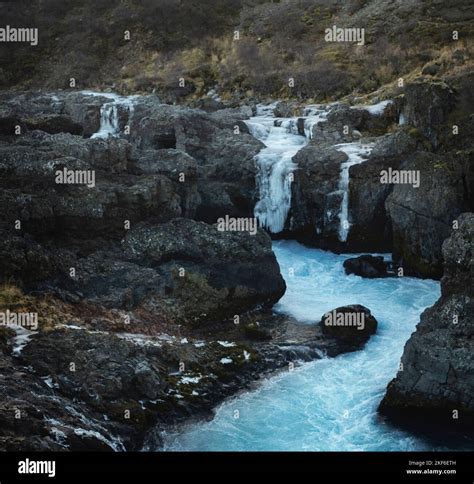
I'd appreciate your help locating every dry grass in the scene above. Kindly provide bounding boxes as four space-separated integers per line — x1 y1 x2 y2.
0 283 77 331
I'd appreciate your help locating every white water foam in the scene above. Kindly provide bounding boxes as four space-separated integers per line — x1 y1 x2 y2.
81 91 137 139
246 104 327 233
162 241 442 451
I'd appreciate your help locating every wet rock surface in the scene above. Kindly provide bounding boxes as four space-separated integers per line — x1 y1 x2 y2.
386 151 473 278
289 144 347 247
379 213 474 438
346 129 422 252
343 255 391 278
320 304 378 350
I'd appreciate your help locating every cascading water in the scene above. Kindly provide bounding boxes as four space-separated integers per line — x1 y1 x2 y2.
245 105 327 233
335 142 374 242
162 241 444 451
93 102 120 139
159 98 447 452
332 100 392 242
82 91 137 139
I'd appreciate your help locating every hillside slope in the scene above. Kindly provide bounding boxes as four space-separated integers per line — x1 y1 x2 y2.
1 0 473 102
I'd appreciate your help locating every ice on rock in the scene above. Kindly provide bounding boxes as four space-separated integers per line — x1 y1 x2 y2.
81 91 138 139
334 142 374 242
245 104 329 234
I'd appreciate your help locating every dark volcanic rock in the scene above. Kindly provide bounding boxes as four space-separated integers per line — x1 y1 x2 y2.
0 91 105 138
129 99 263 221
309 102 396 144
386 151 473 278
310 104 363 144
47 219 286 325
120 218 286 324
0 336 122 451
62 92 104 137
320 304 378 349
0 298 374 452
0 229 57 284
131 148 201 218
195 181 242 223
190 97 225 112
347 129 422 251
0 130 130 175
379 213 474 438
0 131 188 241
25 114 83 135
273 101 302 118
343 255 390 278
290 127 420 252
401 78 456 149
1 174 182 241
289 144 348 246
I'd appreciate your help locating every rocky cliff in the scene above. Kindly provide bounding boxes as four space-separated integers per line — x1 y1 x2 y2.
379 213 474 439
0 90 379 451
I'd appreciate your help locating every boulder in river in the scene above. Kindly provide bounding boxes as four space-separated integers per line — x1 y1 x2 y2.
320 304 378 349
343 255 390 278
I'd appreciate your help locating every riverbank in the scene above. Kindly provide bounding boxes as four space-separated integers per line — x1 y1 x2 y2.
0 80 472 450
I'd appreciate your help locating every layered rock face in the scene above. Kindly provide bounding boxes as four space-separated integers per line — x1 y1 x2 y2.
346 129 422 252
386 151 473 278
128 99 263 222
386 74 474 278
379 213 474 436
0 92 263 235
288 144 347 247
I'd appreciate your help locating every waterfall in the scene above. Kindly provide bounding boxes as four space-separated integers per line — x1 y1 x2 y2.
92 102 120 139
302 105 328 139
335 143 373 242
81 91 137 139
246 104 327 233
